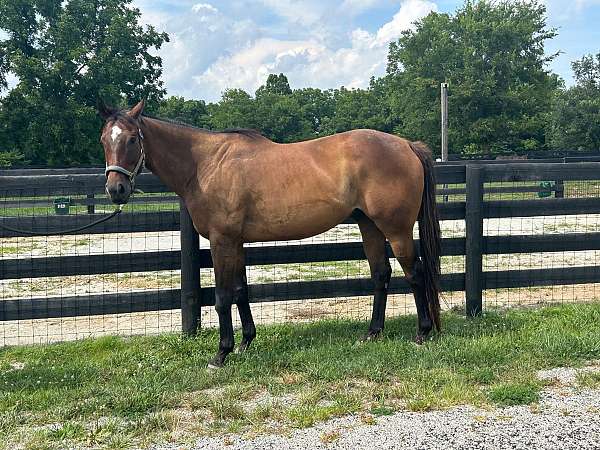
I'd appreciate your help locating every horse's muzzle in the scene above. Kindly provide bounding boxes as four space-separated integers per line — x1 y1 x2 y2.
105 175 132 205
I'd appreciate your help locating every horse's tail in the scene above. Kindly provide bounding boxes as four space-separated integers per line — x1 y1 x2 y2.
409 141 442 332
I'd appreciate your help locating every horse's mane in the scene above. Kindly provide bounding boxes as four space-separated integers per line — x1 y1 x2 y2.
105 109 264 139
144 113 264 139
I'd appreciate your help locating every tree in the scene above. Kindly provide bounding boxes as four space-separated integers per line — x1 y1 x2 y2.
324 84 391 135
255 73 293 98
252 74 313 142
0 0 168 166
155 96 210 128
292 87 335 137
548 54 600 151
386 0 559 156
208 88 258 131
572 54 600 88
254 93 313 143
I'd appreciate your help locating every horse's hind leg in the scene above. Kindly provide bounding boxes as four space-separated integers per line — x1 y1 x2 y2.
355 211 392 341
235 269 256 354
388 233 433 344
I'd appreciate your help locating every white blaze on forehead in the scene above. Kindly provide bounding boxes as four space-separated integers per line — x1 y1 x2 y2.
111 126 123 143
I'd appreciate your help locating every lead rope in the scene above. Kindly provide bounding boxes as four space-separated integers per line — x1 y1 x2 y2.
1 128 145 237
0 204 124 237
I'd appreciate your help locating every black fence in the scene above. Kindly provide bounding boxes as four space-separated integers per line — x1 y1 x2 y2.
1 161 600 344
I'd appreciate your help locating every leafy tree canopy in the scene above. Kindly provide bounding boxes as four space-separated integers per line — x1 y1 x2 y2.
0 0 596 166
386 0 559 156
153 96 210 128
548 54 600 151
255 73 293 98
0 0 168 166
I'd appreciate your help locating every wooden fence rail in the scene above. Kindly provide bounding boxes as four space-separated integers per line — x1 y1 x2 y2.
1 162 600 333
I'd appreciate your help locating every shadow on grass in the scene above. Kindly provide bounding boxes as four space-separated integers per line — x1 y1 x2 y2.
244 308 531 354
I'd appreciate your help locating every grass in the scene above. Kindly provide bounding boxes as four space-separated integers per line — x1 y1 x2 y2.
1 302 600 449
576 371 600 389
487 381 541 406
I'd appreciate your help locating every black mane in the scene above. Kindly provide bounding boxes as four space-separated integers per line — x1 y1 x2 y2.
142 114 264 139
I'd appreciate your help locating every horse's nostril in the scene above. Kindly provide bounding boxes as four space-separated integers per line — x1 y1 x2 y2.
118 183 125 195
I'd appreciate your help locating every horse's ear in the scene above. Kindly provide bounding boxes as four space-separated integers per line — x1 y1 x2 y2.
97 98 115 120
128 100 145 120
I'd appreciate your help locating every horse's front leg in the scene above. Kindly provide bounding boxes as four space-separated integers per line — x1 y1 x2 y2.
208 236 245 369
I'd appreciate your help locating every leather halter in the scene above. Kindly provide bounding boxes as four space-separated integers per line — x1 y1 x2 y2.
105 128 145 186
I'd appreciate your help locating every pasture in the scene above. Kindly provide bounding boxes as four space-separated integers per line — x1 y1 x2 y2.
1 303 599 449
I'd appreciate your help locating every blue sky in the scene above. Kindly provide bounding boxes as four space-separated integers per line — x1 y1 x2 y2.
131 0 600 102
5 1 599 101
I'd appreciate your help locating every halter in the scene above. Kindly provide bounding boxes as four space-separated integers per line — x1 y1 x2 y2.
105 128 145 186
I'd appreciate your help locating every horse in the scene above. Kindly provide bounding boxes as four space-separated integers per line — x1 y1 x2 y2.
98 99 442 368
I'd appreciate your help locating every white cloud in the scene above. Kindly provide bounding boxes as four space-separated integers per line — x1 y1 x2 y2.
132 0 262 99
191 3 218 14
194 0 437 99
131 0 438 101
574 0 600 9
374 0 437 45
195 38 325 95
340 0 384 14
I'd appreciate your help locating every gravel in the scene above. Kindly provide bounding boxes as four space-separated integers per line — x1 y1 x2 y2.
151 367 600 450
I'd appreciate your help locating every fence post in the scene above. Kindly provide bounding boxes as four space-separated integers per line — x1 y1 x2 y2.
87 193 95 214
465 165 484 317
179 199 202 335
555 157 565 198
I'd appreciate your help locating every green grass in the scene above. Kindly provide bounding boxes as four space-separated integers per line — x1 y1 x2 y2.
576 371 600 389
487 381 541 406
1 302 600 449
1 202 178 217
0 246 20 256
438 180 600 203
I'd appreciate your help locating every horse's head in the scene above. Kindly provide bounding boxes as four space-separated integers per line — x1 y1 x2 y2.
98 99 145 204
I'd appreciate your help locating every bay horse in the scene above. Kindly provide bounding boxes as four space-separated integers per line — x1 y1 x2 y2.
99 100 441 368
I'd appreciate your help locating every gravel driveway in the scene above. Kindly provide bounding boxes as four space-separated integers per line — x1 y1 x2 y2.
168 367 600 450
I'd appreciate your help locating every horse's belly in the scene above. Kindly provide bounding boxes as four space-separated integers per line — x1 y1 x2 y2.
242 201 351 242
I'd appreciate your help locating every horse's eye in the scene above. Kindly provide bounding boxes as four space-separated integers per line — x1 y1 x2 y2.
128 137 136 145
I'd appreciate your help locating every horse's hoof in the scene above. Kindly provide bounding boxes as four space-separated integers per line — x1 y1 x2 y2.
414 334 426 345
207 355 225 370
359 331 382 343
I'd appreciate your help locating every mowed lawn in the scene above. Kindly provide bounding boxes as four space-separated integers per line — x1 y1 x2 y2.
1 302 600 449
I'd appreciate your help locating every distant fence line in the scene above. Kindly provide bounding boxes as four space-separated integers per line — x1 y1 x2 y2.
1 161 600 334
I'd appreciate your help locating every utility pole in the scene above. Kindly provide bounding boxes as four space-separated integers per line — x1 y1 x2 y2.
441 82 449 202
441 82 448 163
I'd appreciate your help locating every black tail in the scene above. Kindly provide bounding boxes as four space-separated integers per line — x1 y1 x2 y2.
409 141 442 332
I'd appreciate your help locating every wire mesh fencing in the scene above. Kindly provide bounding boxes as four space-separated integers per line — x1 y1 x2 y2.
483 177 600 309
1 162 600 346
0 178 181 345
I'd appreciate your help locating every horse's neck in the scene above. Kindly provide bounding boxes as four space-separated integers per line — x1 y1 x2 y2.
140 117 217 199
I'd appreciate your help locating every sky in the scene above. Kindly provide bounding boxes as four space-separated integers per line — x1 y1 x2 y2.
4 0 600 101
